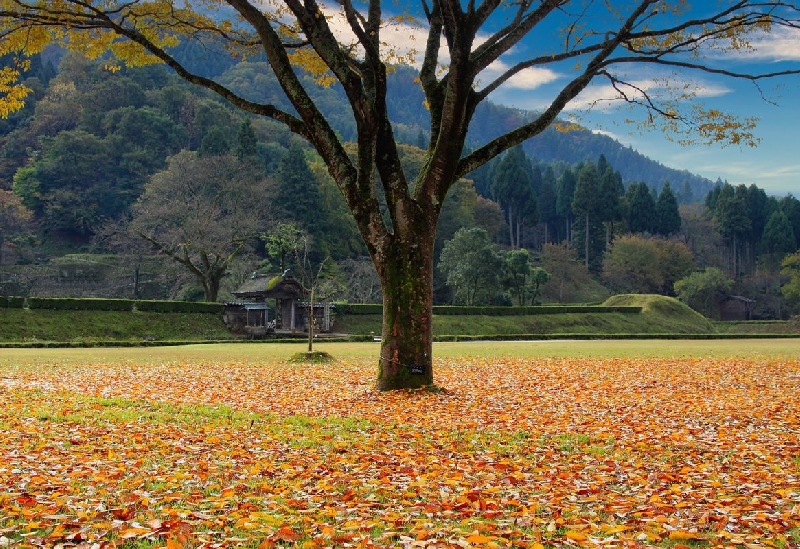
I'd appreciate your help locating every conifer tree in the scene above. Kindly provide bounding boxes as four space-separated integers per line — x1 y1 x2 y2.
275 144 324 238
236 118 258 160
655 182 682 237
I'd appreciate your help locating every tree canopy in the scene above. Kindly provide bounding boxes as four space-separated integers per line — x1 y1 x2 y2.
3 1 800 389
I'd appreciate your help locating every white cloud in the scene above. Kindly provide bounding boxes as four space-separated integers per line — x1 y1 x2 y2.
478 60 560 90
563 77 731 112
590 128 624 141
737 27 800 62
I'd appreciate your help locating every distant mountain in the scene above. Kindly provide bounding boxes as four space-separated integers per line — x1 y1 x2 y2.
384 65 714 200
168 41 716 200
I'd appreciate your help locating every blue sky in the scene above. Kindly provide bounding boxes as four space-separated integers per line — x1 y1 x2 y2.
296 1 800 196
488 28 800 198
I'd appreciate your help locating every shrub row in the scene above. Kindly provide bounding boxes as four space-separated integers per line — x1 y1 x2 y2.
27 297 136 311
335 303 642 316
334 303 383 315
1 296 26 308
3 296 223 314
433 305 642 316
135 300 223 314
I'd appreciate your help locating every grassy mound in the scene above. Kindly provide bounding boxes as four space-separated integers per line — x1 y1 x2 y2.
602 294 715 334
287 351 336 363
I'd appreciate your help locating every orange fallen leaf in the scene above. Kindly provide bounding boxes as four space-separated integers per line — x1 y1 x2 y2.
565 531 587 542
601 525 630 535
119 527 150 539
669 531 704 541
466 533 493 543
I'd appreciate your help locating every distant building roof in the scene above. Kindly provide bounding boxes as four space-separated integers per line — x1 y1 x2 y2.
232 274 307 300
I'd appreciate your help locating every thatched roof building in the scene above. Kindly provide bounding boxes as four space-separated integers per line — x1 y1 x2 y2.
232 273 308 302
224 273 333 336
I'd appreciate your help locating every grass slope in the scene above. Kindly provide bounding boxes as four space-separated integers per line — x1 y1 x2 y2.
1 294 793 344
336 295 717 336
0 308 233 343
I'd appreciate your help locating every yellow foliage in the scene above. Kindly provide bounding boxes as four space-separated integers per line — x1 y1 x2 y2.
0 67 31 119
288 48 338 87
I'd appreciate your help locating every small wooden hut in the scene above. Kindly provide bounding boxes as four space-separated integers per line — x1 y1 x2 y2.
222 301 273 338
227 273 308 332
225 273 334 336
718 295 755 321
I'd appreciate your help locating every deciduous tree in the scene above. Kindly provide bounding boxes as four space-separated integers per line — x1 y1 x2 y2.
781 251 800 302
0 189 32 266
438 227 501 306
130 150 272 302
675 267 734 319
603 235 694 295
2 1 799 389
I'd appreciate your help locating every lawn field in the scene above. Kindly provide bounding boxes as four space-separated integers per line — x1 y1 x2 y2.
1 341 799 548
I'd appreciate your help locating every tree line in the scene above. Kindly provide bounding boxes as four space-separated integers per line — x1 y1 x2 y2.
1 52 799 318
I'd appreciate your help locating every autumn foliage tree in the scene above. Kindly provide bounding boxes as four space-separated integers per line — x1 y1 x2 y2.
2 1 800 389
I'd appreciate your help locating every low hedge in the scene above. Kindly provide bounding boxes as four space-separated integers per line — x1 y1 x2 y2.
334 303 383 315
27 297 135 311
433 305 642 316
335 303 642 316
135 300 223 314
9 297 224 314
1 296 26 308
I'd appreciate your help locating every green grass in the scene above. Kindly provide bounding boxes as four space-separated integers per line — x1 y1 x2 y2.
2 337 799 369
713 319 800 334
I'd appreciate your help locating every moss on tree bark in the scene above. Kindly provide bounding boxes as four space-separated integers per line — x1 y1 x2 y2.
375 233 435 390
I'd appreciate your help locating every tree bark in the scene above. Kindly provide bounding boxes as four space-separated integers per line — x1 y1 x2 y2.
375 233 435 390
584 214 590 269
508 207 515 249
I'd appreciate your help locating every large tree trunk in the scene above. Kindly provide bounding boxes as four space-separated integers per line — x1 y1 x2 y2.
202 267 224 302
375 234 435 390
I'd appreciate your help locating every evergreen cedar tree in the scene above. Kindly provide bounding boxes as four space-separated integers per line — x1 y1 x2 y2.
2 1 800 390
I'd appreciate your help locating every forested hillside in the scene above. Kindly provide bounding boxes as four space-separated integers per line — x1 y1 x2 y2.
1 48 798 320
